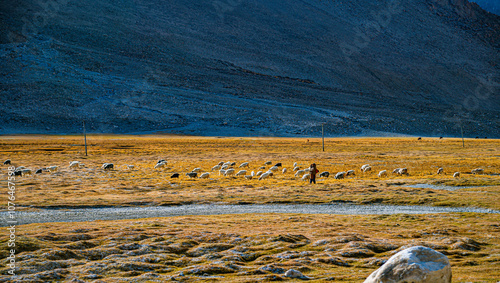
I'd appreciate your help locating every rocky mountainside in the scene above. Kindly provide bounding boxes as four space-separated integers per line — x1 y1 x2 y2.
1 0 499 137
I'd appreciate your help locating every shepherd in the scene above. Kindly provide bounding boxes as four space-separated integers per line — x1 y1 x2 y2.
309 163 319 184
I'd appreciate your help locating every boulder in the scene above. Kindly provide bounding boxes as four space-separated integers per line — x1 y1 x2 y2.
364 246 451 283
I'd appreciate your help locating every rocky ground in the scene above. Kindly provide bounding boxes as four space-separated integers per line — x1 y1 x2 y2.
1 213 499 282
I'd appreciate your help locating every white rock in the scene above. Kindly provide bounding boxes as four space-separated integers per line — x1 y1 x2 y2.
364 246 451 283
284 269 309 279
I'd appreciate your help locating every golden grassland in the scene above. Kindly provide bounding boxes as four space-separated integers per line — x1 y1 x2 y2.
0 135 499 281
0 213 499 282
0 135 499 209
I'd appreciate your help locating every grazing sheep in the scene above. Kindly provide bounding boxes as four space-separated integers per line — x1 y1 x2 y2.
394 168 408 175
264 161 272 165
418 137 422 140
453 172 460 178
223 161 232 166
230 162 236 166
259 172 273 180
301 173 311 181
78 163 85 168
256 171 263 176
319 171 330 178
157 159 166 164
15 166 26 170
293 166 300 171
244 175 253 180
334 172 346 179
171 173 180 178
199 172 210 179
154 161 167 169
346 170 355 177
259 166 266 170
192 168 202 173
212 165 221 171
69 161 80 169
219 169 226 176
126 165 134 170
361 164 370 171
269 166 279 172
186 172 197 178
239 162 249 168
235 170 247 176
293 162 298 167
217 161 224 166
282 168 287 174
363 166 372 173
224 168 235 176
295 169 306 177
21 169 32 176
378 170 388 178
12 170 22 176
221 164 229 170
437 168 443 174
274 163 282 167
251 171 255 177
102 163 114 170
471 168 484 175
35 168 43 174
4 159 11 165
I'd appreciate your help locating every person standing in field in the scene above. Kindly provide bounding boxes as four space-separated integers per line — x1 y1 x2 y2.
309 163 319 184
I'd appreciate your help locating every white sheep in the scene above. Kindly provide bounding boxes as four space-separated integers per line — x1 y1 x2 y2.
219 169 226 176
471 168 484 174
235 170 247 176
378 170 387 178
334 172 346 179
224 168 235 176
346 170 355 176
46 165 58 172
244 175 253 180
126 165 134 170
293 162 298 167
319 171 329 177
269 166 279 172
251 171 255 177
259 172 272 180
21 169 32 176
69 161 80 169
293 166 300 171
154 161 167 169
221 164 229 170
363 166 372 173
282 168 287 174
437 168 443 174
295 169 306 177
192 168 202 173
301 173 311 181
453 172 460 178
394 168 408 175
361 164 370 171
199 172 210 179
392 168 401 174
239 162 249 168
256 171 263 176
212 165 221 171
217 161 224 166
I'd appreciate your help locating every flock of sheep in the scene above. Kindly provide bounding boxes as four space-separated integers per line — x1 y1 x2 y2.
3 158 485 182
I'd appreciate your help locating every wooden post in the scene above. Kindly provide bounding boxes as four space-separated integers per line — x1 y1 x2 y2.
83 121 88 156
460 121 465 148
322 123 325 152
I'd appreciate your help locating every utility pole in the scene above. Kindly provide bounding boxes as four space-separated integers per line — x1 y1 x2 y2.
83 121 88 156
459 121 465 148
322 123 325 152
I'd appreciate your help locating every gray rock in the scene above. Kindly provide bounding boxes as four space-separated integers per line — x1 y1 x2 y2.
364 246 451 283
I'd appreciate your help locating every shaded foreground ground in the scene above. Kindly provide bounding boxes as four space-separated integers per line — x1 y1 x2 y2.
0 135 499 209
1 213 499 282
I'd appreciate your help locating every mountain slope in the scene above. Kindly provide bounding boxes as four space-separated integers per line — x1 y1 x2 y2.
0 0 499 137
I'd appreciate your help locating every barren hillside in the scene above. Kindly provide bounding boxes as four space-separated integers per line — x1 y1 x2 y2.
0 0 499 137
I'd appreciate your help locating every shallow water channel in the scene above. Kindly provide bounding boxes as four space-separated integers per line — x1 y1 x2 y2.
1 204 498 227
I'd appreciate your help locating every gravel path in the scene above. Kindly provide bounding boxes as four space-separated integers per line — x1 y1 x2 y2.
1 204 498 227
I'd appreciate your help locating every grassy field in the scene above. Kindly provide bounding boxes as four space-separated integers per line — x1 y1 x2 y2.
0 135 499 282
0 135 499 209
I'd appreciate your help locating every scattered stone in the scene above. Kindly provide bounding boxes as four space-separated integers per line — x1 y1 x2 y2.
284 269 310 280
364 246 451 283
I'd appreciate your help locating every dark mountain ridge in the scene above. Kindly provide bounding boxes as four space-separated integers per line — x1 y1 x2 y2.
0 0 499 137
